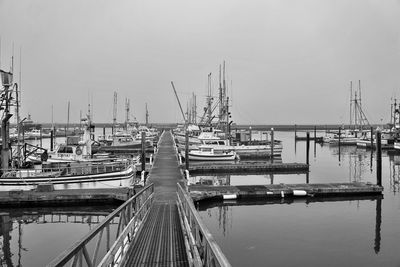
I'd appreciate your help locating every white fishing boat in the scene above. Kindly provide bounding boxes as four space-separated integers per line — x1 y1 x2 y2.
181 146 237 161
0 160 135 185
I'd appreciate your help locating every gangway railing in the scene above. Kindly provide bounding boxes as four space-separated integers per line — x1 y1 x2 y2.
47 183 154 267
177 183 232 267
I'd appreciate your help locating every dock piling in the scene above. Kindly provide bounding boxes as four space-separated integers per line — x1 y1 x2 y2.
294 124 297 140
50 130 54 151
141 132 145 173
306 132 310 165
271 128 274 163
185 130 189 170
370 127 374 149
376 129 382 186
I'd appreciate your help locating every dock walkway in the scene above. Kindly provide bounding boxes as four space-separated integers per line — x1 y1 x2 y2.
123 131 189 266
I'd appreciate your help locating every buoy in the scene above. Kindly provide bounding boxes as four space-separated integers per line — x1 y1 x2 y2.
223 194 237 200
293 190 307 196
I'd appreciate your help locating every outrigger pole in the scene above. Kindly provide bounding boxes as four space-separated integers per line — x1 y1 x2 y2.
171 81 187 124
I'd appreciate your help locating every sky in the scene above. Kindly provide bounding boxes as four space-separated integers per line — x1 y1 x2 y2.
0 0 400 125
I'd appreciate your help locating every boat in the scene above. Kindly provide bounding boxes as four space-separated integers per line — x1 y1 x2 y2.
95 131 153 152
181 146 237 161
0 160 135 185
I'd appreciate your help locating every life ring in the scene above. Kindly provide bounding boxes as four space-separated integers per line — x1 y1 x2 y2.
76 147 82 155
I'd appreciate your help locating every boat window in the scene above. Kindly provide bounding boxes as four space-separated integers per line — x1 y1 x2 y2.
65 147 73 153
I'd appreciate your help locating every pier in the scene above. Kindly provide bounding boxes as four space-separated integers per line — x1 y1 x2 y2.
189 182 383 202
47 130 384 266
187 162 309 174
0 187 133 207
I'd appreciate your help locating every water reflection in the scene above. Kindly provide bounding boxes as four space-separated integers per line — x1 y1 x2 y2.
389 154 400 193
0 206 116 266
199 195 383 259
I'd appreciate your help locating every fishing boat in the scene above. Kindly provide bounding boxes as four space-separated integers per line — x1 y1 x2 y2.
96 131 153 152
181 146 237 161
0 160 135 185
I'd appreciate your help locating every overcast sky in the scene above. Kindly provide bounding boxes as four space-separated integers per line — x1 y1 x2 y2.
1 0 400 125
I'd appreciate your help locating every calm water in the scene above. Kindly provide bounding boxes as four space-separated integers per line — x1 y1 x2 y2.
197 131 400 267
0 127 133 266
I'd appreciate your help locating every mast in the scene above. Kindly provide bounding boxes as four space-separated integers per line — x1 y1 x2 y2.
171 81 187 124
113 91 117 128
145 103 149 127
16 48 21 165
125 98 130 130
350 81 353 127
67 100 70 133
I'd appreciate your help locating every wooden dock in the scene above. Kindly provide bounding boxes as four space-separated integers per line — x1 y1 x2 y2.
0 187 133 207
122 131 189 266
187 162 309 174
189 182 383 202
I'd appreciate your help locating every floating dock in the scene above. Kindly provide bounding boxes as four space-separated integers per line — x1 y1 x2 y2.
0 187 134 207
186 162 309 174
189 182 383 202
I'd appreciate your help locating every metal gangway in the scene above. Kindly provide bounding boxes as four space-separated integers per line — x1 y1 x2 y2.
47 131 231 267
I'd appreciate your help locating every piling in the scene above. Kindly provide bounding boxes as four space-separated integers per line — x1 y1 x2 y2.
141 132 146 173
50 130 54 151
271 128 274 163
40 128 43 147
249 126 252 144
376 130 382 186
185 130 189 170
314 126 317 141
370 127 374 149
338 127 341 162
306 132 310 165
103 127 106 137
294 124 297 139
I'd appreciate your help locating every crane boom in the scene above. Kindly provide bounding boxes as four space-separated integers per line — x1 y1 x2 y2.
171 81 187 123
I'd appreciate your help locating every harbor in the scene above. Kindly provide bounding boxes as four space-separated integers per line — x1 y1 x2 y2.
2 1 400 266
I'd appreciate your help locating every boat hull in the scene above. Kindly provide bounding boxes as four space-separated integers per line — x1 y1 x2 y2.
0 165 135 185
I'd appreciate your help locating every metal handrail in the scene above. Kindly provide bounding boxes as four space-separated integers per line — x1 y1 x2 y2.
177 183 231 267
47 183 154 267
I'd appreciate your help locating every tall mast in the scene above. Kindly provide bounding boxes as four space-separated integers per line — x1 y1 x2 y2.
67 100 70 132
350 81 353 127
16 48 21 164
125 98 130 130
145 103 149 127
219 64 222 122
171 81 187 124
113 91 117 127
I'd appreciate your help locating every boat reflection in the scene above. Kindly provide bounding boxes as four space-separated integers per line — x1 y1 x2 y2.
199 195 383 254
0 206 117 266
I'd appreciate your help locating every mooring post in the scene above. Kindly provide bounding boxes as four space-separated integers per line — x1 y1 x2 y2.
103 127 106 137
294 124 297 140
249 126 252 145
376 129 382 186
314 126 317 141
50 130 54 151
40 128 43 147
141 131 146 173
306 132 310 165
185 130 189 170
338 127 341 162
370 126 374 149
271 128 274 163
